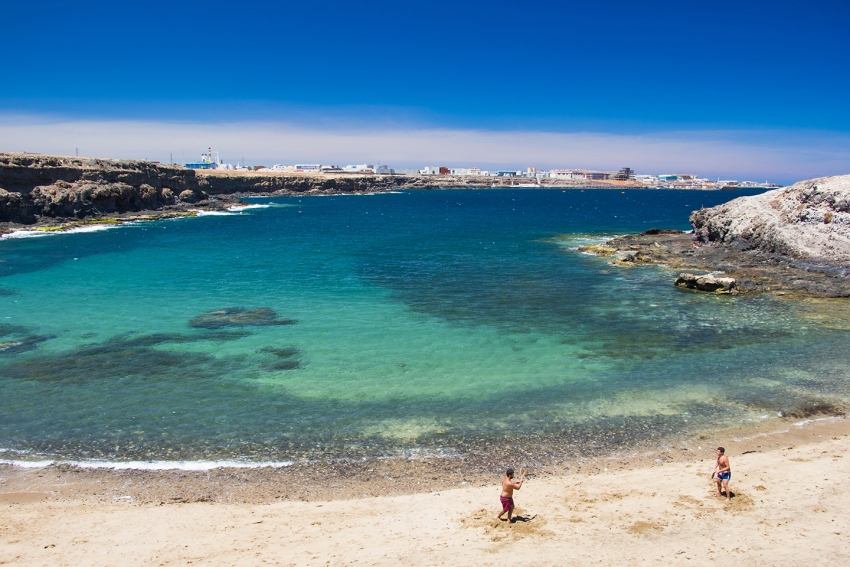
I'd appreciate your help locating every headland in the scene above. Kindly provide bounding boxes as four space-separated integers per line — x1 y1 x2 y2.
579 175 850 298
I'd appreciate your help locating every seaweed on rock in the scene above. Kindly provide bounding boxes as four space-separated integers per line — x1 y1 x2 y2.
261 346 300 358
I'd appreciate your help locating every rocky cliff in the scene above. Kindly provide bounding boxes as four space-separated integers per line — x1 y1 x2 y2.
691 175 850 262
0 153 415 225
0 153 210 224
197 171 409 196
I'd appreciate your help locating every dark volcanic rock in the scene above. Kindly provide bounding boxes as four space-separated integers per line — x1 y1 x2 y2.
189 307 296 329
0 153 412 226
0 154 200 223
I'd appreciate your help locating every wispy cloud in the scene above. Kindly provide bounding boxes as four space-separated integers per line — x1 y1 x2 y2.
2 113 848 183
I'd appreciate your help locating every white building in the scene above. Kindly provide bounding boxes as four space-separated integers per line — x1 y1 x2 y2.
419 166 441 175
343 164 376 173
549 169 587 180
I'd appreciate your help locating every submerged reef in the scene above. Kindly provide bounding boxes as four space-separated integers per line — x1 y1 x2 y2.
261 346 303 371
0 330 249 383
189 307 296 329
0 334 54 355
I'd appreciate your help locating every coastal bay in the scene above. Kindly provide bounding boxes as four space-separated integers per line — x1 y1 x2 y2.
2 186 848 466
1 181 848 566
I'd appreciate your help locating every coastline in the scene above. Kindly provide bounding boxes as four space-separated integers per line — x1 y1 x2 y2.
2 417 848 566
0 151 710 234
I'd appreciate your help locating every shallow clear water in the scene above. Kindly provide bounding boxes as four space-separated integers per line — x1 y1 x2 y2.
1 189 848 466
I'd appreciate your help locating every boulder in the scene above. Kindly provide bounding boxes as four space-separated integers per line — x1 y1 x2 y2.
179 189 199 203
674 273 737 293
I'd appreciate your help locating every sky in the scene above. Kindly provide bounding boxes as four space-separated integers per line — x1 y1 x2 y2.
1 0 849 182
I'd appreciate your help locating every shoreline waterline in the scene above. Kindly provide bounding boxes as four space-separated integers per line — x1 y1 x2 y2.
2 415 846 507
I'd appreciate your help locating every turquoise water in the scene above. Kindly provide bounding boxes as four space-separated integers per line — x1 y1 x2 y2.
1 189 849 466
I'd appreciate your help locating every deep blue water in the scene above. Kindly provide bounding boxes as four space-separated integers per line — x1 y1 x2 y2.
1 188 848 466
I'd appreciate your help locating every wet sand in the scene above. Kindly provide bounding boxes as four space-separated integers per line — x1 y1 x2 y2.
2 417 849 565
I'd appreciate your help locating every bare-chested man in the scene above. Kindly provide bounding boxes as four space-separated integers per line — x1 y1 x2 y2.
713 447 731 503
496 467 524 522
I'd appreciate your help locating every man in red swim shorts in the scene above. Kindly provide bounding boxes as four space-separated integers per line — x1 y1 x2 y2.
496 467 524 522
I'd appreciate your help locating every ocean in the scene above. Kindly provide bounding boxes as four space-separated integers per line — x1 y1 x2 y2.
1 188 849 468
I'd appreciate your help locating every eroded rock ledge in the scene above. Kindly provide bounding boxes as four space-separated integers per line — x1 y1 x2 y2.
578 175 850 298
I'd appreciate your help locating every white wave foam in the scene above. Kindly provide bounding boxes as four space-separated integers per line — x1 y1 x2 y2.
192 210 239 216
0 458 293 471
1 224 124 239
228 204 272 212
793 415 843 427
1 230 52 239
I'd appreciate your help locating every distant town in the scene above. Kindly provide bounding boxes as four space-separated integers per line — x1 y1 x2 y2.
182 149 781 190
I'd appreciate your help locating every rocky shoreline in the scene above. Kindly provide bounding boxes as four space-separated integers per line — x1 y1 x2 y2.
579 175 850 298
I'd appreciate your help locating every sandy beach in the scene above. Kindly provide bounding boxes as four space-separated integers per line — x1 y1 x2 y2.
2 417 849 566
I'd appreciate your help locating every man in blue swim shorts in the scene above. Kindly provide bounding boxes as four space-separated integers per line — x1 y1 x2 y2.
713 447 732 503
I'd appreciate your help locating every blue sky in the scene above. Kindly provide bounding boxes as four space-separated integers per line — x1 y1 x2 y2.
1 1 849 181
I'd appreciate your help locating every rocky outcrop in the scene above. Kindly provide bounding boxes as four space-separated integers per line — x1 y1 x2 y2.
579 227 848 298
691 175 850 261
575 175 850 297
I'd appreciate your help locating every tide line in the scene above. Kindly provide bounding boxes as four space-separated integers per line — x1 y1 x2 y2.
0 458 294 471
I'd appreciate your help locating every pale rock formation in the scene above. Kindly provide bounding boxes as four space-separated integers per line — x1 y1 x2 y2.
691 175 850 262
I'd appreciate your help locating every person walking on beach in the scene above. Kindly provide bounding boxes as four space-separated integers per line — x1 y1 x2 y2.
496 467 524 522
713 447 732 503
